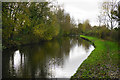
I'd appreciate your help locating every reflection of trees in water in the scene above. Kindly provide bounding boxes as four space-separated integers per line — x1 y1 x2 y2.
2 49 20 78
19 45 48 78
69 37 78 50
78 38 91 52
70 37 91 52
2 37 92 78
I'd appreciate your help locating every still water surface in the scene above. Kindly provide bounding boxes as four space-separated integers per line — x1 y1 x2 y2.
3 37 94 78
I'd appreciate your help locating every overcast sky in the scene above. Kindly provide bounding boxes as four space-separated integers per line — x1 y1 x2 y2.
56 0 101 26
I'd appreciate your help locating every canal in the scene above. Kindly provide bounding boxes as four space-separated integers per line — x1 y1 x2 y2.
2 37 94 78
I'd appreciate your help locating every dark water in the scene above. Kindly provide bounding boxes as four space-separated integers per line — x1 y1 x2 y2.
2 37 94 78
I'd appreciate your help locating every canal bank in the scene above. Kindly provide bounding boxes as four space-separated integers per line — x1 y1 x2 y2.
71 35 120 79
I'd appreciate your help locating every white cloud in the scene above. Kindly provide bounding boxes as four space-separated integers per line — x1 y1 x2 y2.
57 0 100 26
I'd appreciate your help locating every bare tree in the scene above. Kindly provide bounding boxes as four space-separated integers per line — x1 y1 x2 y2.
112 1 120 27
101 0 118 29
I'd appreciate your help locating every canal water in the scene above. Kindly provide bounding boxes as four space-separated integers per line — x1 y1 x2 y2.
2 37 94 78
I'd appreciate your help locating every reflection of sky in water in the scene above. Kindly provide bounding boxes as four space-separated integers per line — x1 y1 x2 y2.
14 50 21 70
47 44 94 78
9 50 25 76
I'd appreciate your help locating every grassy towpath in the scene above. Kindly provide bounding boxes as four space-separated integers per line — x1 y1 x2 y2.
71 35 120 79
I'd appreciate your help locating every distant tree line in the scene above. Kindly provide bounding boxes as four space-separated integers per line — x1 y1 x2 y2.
2 1 120 48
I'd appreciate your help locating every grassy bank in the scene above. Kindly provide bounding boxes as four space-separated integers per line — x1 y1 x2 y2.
71 35 120 79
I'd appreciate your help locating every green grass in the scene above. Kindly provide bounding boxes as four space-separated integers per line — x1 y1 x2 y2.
71 35 120 78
